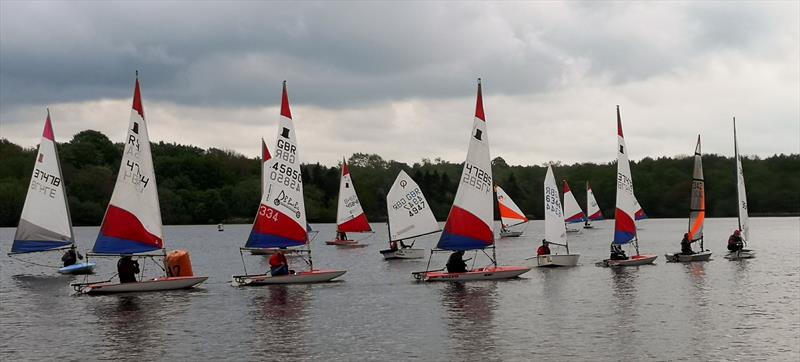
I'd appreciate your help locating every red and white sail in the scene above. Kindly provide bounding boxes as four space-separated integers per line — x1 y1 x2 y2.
613 105 637 245
495 185 527 228
11 111 74 253
562 180 587 224
246 82 308 248
336 159 371 233
438 80 494 250
94 74 163 254
544 166 567 245
586 182 604 221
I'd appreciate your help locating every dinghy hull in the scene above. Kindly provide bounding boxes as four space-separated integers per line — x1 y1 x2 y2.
527 254 580 267
231 269 346 286
325 239 367 248
74 276 208 295
724 249 755 260
413 266 531 282
380 248 424 260
58 262 96 275
665 250 712 262
600 254 658 267
499 230 523 238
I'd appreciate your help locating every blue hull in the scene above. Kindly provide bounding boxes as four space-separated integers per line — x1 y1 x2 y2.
58 262 96 275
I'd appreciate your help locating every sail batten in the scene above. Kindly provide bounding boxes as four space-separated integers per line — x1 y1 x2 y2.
11 112 75 254
437 80 494 251
387 170 440 242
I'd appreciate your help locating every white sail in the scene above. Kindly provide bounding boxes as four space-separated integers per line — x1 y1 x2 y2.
544 166 567 245
734 118 749 242
336 159 371 232
495 185 528 227
586 182 603 221
562 180 586 224
11 111 74 253
387 170 440 241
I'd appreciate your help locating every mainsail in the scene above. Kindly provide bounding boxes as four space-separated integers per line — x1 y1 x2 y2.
11 111 74 254
544 166 567 245
387 170 440 241
613 106 638 246
336 159 372 233
562 181 586 224
734 117 750 241
437 80 494 251
495 185 528 228
93 74 164 254
634 197 648 220
246 82 308 248
687 135 705 243
586 182 604 221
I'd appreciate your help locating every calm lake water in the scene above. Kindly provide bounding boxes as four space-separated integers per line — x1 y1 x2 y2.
1 217 798 361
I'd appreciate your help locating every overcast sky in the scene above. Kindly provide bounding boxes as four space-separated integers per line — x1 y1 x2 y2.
1 1 798 166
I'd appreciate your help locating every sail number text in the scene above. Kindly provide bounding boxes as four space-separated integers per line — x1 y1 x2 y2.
544 185 563 217
30 168 61 198
270 139 302 192
462 162 491 194
617 172 633 193
392 187 427 217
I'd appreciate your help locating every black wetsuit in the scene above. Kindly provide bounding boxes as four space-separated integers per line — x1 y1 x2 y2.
61 249 77 267
117 257 140 283
681 238 695 255
446 252 467 273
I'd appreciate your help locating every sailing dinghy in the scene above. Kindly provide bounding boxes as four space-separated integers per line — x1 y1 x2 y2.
725 117 755 260
412 79 530 282
495 185 528 238
71 73 207 294
326 158 373 248
232 82 345 286
380 170 440 260
526 165 580 267
8 111 95 275
598 106 657 267
563 180 586 233
666 136 712 262
583 182 604 229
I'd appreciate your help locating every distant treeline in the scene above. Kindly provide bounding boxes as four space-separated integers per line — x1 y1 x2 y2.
1 130 798 227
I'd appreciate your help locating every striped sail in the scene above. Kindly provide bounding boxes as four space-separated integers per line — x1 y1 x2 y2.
734 118 750 241
562 180 587 224
94 75 164 254
246 82 308 248
438 80 494 251
10 112 74 254
387 170 440 241
336 159 372 233
495 185 528 228
613 106 637 245
586 182 604 221
687 135 705 241
544 166 567 245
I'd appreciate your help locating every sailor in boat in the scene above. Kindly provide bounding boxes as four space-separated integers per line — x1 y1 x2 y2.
609 244 628 260
389 240 399 251
117 255 140 283
446 250 469 273
269 250 291 276
680 233 696 255
61 248 81 267
337 231 347 241
536 240 551 256
727 230 744 252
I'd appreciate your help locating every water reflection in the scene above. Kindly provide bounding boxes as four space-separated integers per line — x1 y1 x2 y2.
11 274 73 293
440 283 497 361
249 286 311 359
609 267 639 355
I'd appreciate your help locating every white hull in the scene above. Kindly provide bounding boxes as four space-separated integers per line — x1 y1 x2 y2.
380 248 424 260
724 249 755 260
598 254 658 267
413 266 531 282
74 276 208 295
231 269 346 286
565 227 581 234
665 250 712 262
527 253 580 267
499 230 523 238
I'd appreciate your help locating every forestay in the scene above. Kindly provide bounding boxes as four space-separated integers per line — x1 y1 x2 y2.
495 185 528 228
336 160 372 233
544 166 567 245
387 170 440 241
563 181 586 224
11 112 74 254
613 106 638 245
93 75 164 254
438 80 494 251
246 82 308 248
688 136 705 242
